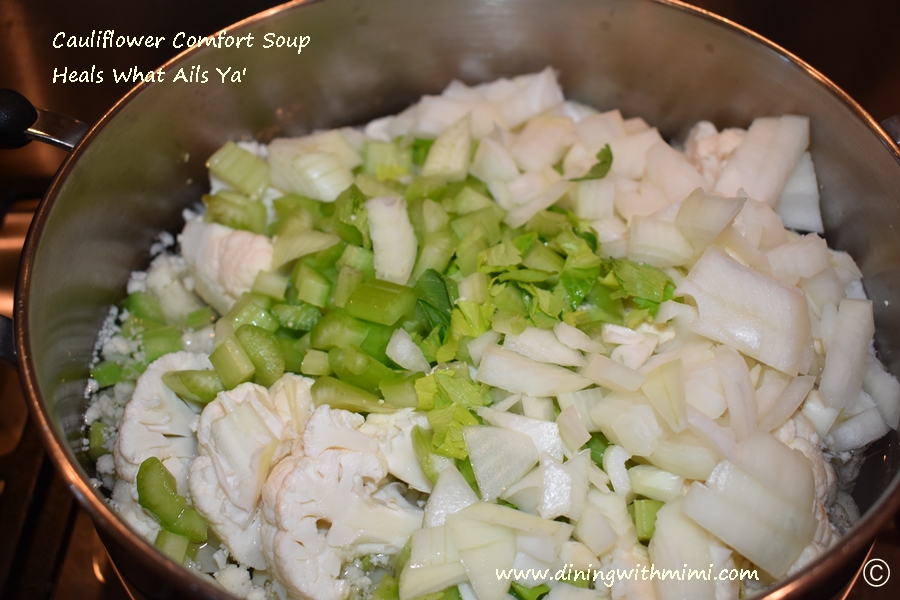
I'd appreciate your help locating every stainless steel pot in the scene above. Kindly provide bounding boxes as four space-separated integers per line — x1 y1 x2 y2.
6 0 900 597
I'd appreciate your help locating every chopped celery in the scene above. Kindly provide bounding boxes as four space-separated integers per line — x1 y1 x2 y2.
162 370 224 404
523 244 566 273
558 569 591 589
336 245 376 281
455 227 489 277
137 457 207 542
91 360 123 388
142 326 184 363
457 457 480 495
415 269 454 329
252 271 289 301
453 186 495 215
334 265 364 309
570 144 613 182
310 310 369 350
333 184 371 248
372 573 399 600
346 280 420 326
223 294 280 332
235 325 285 387
328 345 394 395
280 337 307 373
121 360 149 381
124 292 165 324
411 230 457 282
273 194 326 224
451 206 504 245
379 372 423 408
154 529 191 564
510 582 551 600
88 422 110 460
633 499 665 541
409 138 436 167
301 349 332 376
310 376 396 414
526 210 569 239
363 140 412 181
411 425 446 483
271 303 322 332
358 320 394 366
203 190 266 235
121 314 163 338
583 431 610 467
186 307 215 330
209 337 256 389
405 175 447 202
293 263 332 308
206 141 270 200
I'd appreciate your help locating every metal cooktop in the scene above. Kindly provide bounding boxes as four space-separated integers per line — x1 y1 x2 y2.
1 0 900 598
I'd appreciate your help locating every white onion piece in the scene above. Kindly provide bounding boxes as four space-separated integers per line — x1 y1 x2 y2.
608 127 664 179
714 345 758 442
268 149 354 202
675 189 745 253
864 353 900 429
470 136 519 183
627 465 685 502
503 326 587 367
713 115 809 207
799 390 840 439
521 396 555 422
424 465 479 528
766 232 830 287
387 328 431 373
647 431 720 481
648 499 717 600
562 450 591 520
602 445 633 498
574 109 628 152
447 514 516 600
609 404 664 457
503 180 571 229
572 178 616 220
557 405 592 455
459 501 574 545
641 358 688 432
557 388 604 432
366 196 417 284
676 247 814 376
510 115 575 172
581 353 647 392
409 525 460 567
491 67 565 129
467 330 501 368
758 375 816 432
645 141 707 204
627 215 694 268
819 298 875 410
686 405 736 456
399 561 469 600
477 407 564 461
573 503 618 557
554 321 606 355
463 425 539 501
476 344 592 396
422 114 472 181
829 407 891 453
754 368 791 416
775 151 824 234
728 432 815 510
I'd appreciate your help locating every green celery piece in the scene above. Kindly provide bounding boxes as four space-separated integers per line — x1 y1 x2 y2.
209 337 256 389
301 348 332 376
523 244 565 273
428 404 478 459
310 310 369 350
585 282 625 325
512 231 539 255
334 265 364 309
252 270 289 301
412 230 458 282
124 292 166 324
328 346 394 395
313 239 349 271
455 227 489 277
346 280 420 327
142 326 184 363
555 267 601 313
355 173 404 199
453 186 495 215
224 294 280 332
481 239 522 270
379 372 423 408
626 307 653 329
418 325 444 364
154 529 190 564
206 140 270 200
451 302 491 340
136 457 207 542
558 569 592 588
584 432 610 467
91 360 123 388
273 193 325 223
293 263 332 308
271 303 322 332
121 360 149 381
610 259 674 305
415 269 453 329
364 140 412 181
186 307 215 330
121 314 162 339
633 499 665 541
497 269 553 283
525 210 569 239
405 175 447 202
280 337 308 373
235 325 285 387
310 376 396 414
333 184 371 248
411 425 445 483
510 582 551 600
358 319 394 366
203 190 266 235
457 457 480 495
451 206 503 245
570 144 613 182
416 369 486 411
372 573 399 600
88 422 110 460
410 138 436 168
491 283 527 316
422 198 451 235
162 370 224 404
336 245 376 281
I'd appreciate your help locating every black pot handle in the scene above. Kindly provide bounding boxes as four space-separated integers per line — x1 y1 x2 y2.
0 89 90 151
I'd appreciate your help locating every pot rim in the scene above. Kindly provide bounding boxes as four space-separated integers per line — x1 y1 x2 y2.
14 0 900 597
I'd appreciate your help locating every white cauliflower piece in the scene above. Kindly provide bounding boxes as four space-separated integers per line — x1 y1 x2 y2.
144 252 205 325
179 215 273 314
214 564 267 600
189 375 314 569
261 406 424 600
113 351 211 499
109 478 161 541
360 408 433 493
774 414 840 575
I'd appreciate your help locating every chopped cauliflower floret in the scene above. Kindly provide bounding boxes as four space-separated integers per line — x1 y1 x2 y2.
360 408 433 493
179 215 274 314
261 406 424 600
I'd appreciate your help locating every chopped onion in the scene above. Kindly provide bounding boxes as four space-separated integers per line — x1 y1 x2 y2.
476 344 592 396
387 328 431 373
463 425 539 501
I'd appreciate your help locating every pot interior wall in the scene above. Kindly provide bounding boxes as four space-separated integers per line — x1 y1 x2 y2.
19 0 900 596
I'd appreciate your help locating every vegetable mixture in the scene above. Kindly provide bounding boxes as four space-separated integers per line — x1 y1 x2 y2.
85 68 900 600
